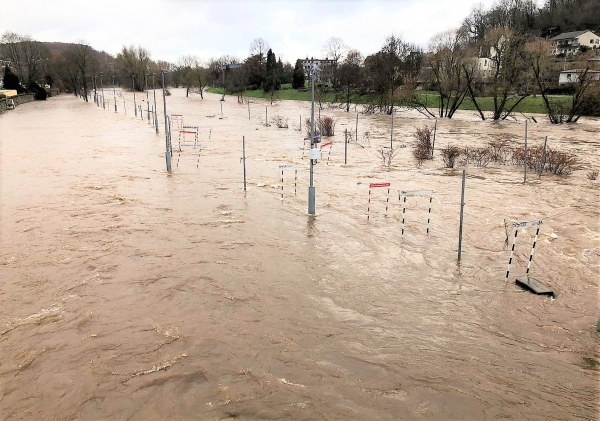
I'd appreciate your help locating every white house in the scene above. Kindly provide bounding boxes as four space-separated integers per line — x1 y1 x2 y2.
550 30 600 55
476 56 498 79
302 57 335 83
558 69 600 85
475 44 500 79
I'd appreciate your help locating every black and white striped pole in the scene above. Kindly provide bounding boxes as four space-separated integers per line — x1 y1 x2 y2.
401 194 407 234
526 226 540 275
427 196 433 235
506 229 518 282
505 220 542 282
279 165 297 199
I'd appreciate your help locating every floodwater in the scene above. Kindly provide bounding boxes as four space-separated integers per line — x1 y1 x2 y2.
0 89 598 420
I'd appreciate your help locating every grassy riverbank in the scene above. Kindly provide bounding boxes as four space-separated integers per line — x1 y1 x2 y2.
207 85 572 115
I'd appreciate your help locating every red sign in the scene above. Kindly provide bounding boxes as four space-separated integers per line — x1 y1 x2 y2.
321 142 332 148
369 183 390 188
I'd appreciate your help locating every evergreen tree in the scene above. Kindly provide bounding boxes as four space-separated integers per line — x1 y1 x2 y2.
263 49 277 92
292 59 305 89
3 65 22 92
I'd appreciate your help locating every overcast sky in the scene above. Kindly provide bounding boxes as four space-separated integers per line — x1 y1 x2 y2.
1 0 506 63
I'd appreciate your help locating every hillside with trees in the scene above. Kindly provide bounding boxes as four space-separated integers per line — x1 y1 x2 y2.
1 0 598 120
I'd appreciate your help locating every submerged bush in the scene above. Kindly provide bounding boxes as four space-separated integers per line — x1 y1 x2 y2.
412 125 434 164
441 145 461 168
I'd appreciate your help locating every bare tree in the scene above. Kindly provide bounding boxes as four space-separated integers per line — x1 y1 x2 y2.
364 35 422 114
175 55 195 96
323 36 348 63
465 28 531 120
427 29 469 118
0 31 49 85
115 45 152 91
67 41 97 101
527 40 598 123
250 38 270 61
191 58 207 99
335 49 364 112
462 3 489 43
55 52 79 96
322 37 348 84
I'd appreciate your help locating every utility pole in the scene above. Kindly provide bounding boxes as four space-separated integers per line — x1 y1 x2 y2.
152 73 158 134
93 75 97 106
161 70 172 172
100 73 105 109
145 73 150 122
308 62 318 215
132 75 137 117
113 75 117 112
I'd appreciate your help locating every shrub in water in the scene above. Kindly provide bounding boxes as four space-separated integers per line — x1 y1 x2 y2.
412 125 433 164
441 145 461 168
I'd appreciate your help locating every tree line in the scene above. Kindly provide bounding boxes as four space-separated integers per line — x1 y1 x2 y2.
2 0 598 122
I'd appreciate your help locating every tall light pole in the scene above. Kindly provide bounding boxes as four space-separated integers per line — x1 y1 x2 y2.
112 75 117 112
308 62 319 215
161 69 172 172
132 75 137 117
152 73 158 134
145 73 150 122
100 72 105 109
93 75 97 106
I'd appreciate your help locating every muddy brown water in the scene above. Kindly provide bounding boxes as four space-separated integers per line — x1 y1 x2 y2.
1 90 598 420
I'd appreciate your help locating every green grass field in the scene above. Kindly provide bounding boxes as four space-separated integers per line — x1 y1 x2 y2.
206 86 573 115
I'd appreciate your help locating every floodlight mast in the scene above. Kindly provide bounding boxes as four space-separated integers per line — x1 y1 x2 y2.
100 72 105 109
308 61 318 215
132 75 137 117
152 73 158 134
161 69 172 172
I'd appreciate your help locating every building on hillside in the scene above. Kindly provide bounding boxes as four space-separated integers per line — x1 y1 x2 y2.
302 57 335 83
558 69 600 85
550 30 600 55
476 55 498 79
475 43 501 79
